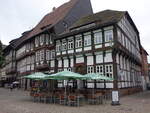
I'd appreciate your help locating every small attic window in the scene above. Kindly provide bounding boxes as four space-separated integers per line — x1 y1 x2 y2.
63 21 68 28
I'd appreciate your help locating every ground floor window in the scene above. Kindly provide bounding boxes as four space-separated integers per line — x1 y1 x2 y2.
87 66 94 73
105 64 113 78
96 65 104 75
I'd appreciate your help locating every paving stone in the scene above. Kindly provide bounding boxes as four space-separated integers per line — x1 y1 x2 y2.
0 88 150 113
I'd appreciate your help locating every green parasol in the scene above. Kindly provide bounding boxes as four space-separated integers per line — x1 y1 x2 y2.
24 72 49 80
84 73 114 80
46 71 85 80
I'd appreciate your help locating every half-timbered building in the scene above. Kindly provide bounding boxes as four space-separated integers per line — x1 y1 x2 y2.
1 0 93 89
55 10 143 94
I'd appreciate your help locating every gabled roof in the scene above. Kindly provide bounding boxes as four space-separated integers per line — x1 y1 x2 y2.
70 10 126 30
25 0 79 39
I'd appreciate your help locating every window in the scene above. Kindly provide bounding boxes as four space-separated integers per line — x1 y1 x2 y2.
104 51 112 62
87 56 94 65
36 51 40 62
31 55 35 64
40 34 45 45
84 33 91 46
56 41 61 52
68 38 74 50
49 35 52 44
35 36 39 47
104 30 113 43
96 54 103 63
87 66 94 73
58 60 62 68
76 57 84 63
40 50 45 61
62 40 67 51
105 64 113 78
67 68 72 72
117 29 122 43
26 43 30 52
64 59 69 67
45 34 49 45
30 42 34 50
45 34 52 45
46 50 50 60
51 60 55 67
94 31 102 44
96 65 103 75
51 50 55 59
70 58 74 67
75 35 82 48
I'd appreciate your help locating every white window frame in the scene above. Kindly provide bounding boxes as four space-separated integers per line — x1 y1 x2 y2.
94 31 102 44
40 34 45 46
46 50 50 60
96 65 104 75
51 50 55 59
40 50 45 61
87 66 94 73
105 64 113 78
56 41 61 52
62 40 67 51
68 38 74 50
84 33 91 46
104 30 113 43
75 35 82 48
35 36 39 47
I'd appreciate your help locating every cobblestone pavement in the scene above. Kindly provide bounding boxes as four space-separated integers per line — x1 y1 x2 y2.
0 88 150 113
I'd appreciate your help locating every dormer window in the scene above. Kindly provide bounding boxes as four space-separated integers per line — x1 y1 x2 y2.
63 21 68 28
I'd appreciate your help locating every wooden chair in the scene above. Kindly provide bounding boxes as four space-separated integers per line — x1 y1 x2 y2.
68 95 78 106
59 95 66 105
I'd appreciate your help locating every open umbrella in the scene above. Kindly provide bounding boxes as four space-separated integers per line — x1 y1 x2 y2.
24 72 49 80
46 71 85 80
84 73 113 80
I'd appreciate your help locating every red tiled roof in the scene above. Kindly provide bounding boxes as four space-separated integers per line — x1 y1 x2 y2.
26 0 79 39
9 0 79 49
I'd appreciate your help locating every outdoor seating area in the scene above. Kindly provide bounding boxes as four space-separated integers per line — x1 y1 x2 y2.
25 71 113 107
30 88 112 106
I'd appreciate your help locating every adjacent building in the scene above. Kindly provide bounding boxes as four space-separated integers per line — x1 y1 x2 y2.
1 0 93 89
140 47 149 90
0 0 147 94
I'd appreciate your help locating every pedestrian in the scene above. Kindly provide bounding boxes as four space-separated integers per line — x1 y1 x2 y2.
10 83 13 91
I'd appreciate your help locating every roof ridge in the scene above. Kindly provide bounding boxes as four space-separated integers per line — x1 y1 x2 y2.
70 9 126 29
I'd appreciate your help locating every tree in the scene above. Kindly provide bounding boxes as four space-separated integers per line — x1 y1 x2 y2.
0 40 4 68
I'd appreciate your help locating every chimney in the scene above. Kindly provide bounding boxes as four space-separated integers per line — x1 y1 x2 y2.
53 7 56 11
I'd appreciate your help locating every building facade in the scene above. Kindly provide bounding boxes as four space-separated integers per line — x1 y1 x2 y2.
140 47 149 90
55 10 142 93
1 0 93 89
1 0 145 94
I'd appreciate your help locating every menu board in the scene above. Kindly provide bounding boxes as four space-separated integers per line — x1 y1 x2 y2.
112 91 119 102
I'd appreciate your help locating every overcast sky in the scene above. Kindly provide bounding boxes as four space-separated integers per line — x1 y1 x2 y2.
0 0 150 61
